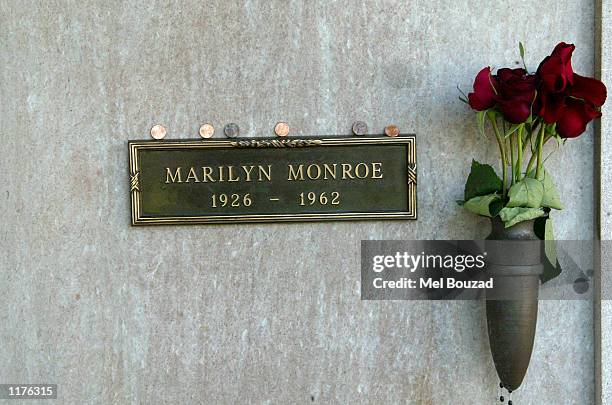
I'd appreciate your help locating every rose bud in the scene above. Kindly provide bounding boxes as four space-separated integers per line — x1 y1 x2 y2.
468 67 498 111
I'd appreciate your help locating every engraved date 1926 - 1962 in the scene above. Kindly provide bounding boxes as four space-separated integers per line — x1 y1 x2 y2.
210 191 341 208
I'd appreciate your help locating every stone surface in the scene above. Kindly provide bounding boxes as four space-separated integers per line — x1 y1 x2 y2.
0 1 596 403
597 1 611 404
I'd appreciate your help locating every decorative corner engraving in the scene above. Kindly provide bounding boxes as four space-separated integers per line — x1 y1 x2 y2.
407 163 417 185
230 139 323 148
130 171 140 192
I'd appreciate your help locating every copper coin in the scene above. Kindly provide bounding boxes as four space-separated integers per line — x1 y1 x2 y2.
384 124 400 137
199 123 215 138
352 121 368 136
224 123 240 138
274 122 290 137
150 124 167 140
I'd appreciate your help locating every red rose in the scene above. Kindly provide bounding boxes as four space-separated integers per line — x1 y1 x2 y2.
494 68 537 123
537 42 575 93
468 67 498 111
465 43 607 139
539 80 606 137
536 42 607 138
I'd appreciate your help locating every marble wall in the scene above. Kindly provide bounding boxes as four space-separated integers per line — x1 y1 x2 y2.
0 1 597 403
596 1 610 404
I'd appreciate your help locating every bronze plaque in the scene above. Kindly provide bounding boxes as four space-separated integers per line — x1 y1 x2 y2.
128 136 416 225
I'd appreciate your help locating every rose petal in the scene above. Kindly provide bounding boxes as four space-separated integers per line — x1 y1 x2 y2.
468 67 497 111
497 99 532 124
568 74 607 106
552 42 575 85
557 98 601 138
468 93 487 111
537 42 575 93
497 68 527 82
537 92 565 124
538 56 569 93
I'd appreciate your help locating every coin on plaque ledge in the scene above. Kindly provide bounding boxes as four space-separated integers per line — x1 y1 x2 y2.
384 124 400 137
150 124 167 140
352 121 368 136
274 122 290 137
199 123 215 139
223 123 240 138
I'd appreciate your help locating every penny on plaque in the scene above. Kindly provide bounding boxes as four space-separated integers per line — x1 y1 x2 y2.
199 123 215 138
352 121 368 136
150 124 167 140
274 122 290 137
384 124 400 137
224 123 240 138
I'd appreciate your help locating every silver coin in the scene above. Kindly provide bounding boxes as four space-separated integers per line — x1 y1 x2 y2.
352 121 368 136
224 123 240 138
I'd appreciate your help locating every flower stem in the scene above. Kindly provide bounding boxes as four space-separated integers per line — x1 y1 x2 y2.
516 125 524 182
510 134 515 185
489 116 508 198
525 129 551 176
535 124 546 179
523 120 538 156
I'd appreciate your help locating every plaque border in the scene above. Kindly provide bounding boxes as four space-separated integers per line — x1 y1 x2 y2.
129 136 417 225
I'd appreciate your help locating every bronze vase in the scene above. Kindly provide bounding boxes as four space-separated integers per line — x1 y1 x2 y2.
485 216 543 392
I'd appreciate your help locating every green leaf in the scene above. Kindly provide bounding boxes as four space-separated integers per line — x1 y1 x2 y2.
476 111 487 137
464 160 503 201
526 169 564 210
544 217 557 263
534 215 562 283
540 172 563 210
499 207 545 228
519 42 528 71
507 178 544 208
463 193 500 217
